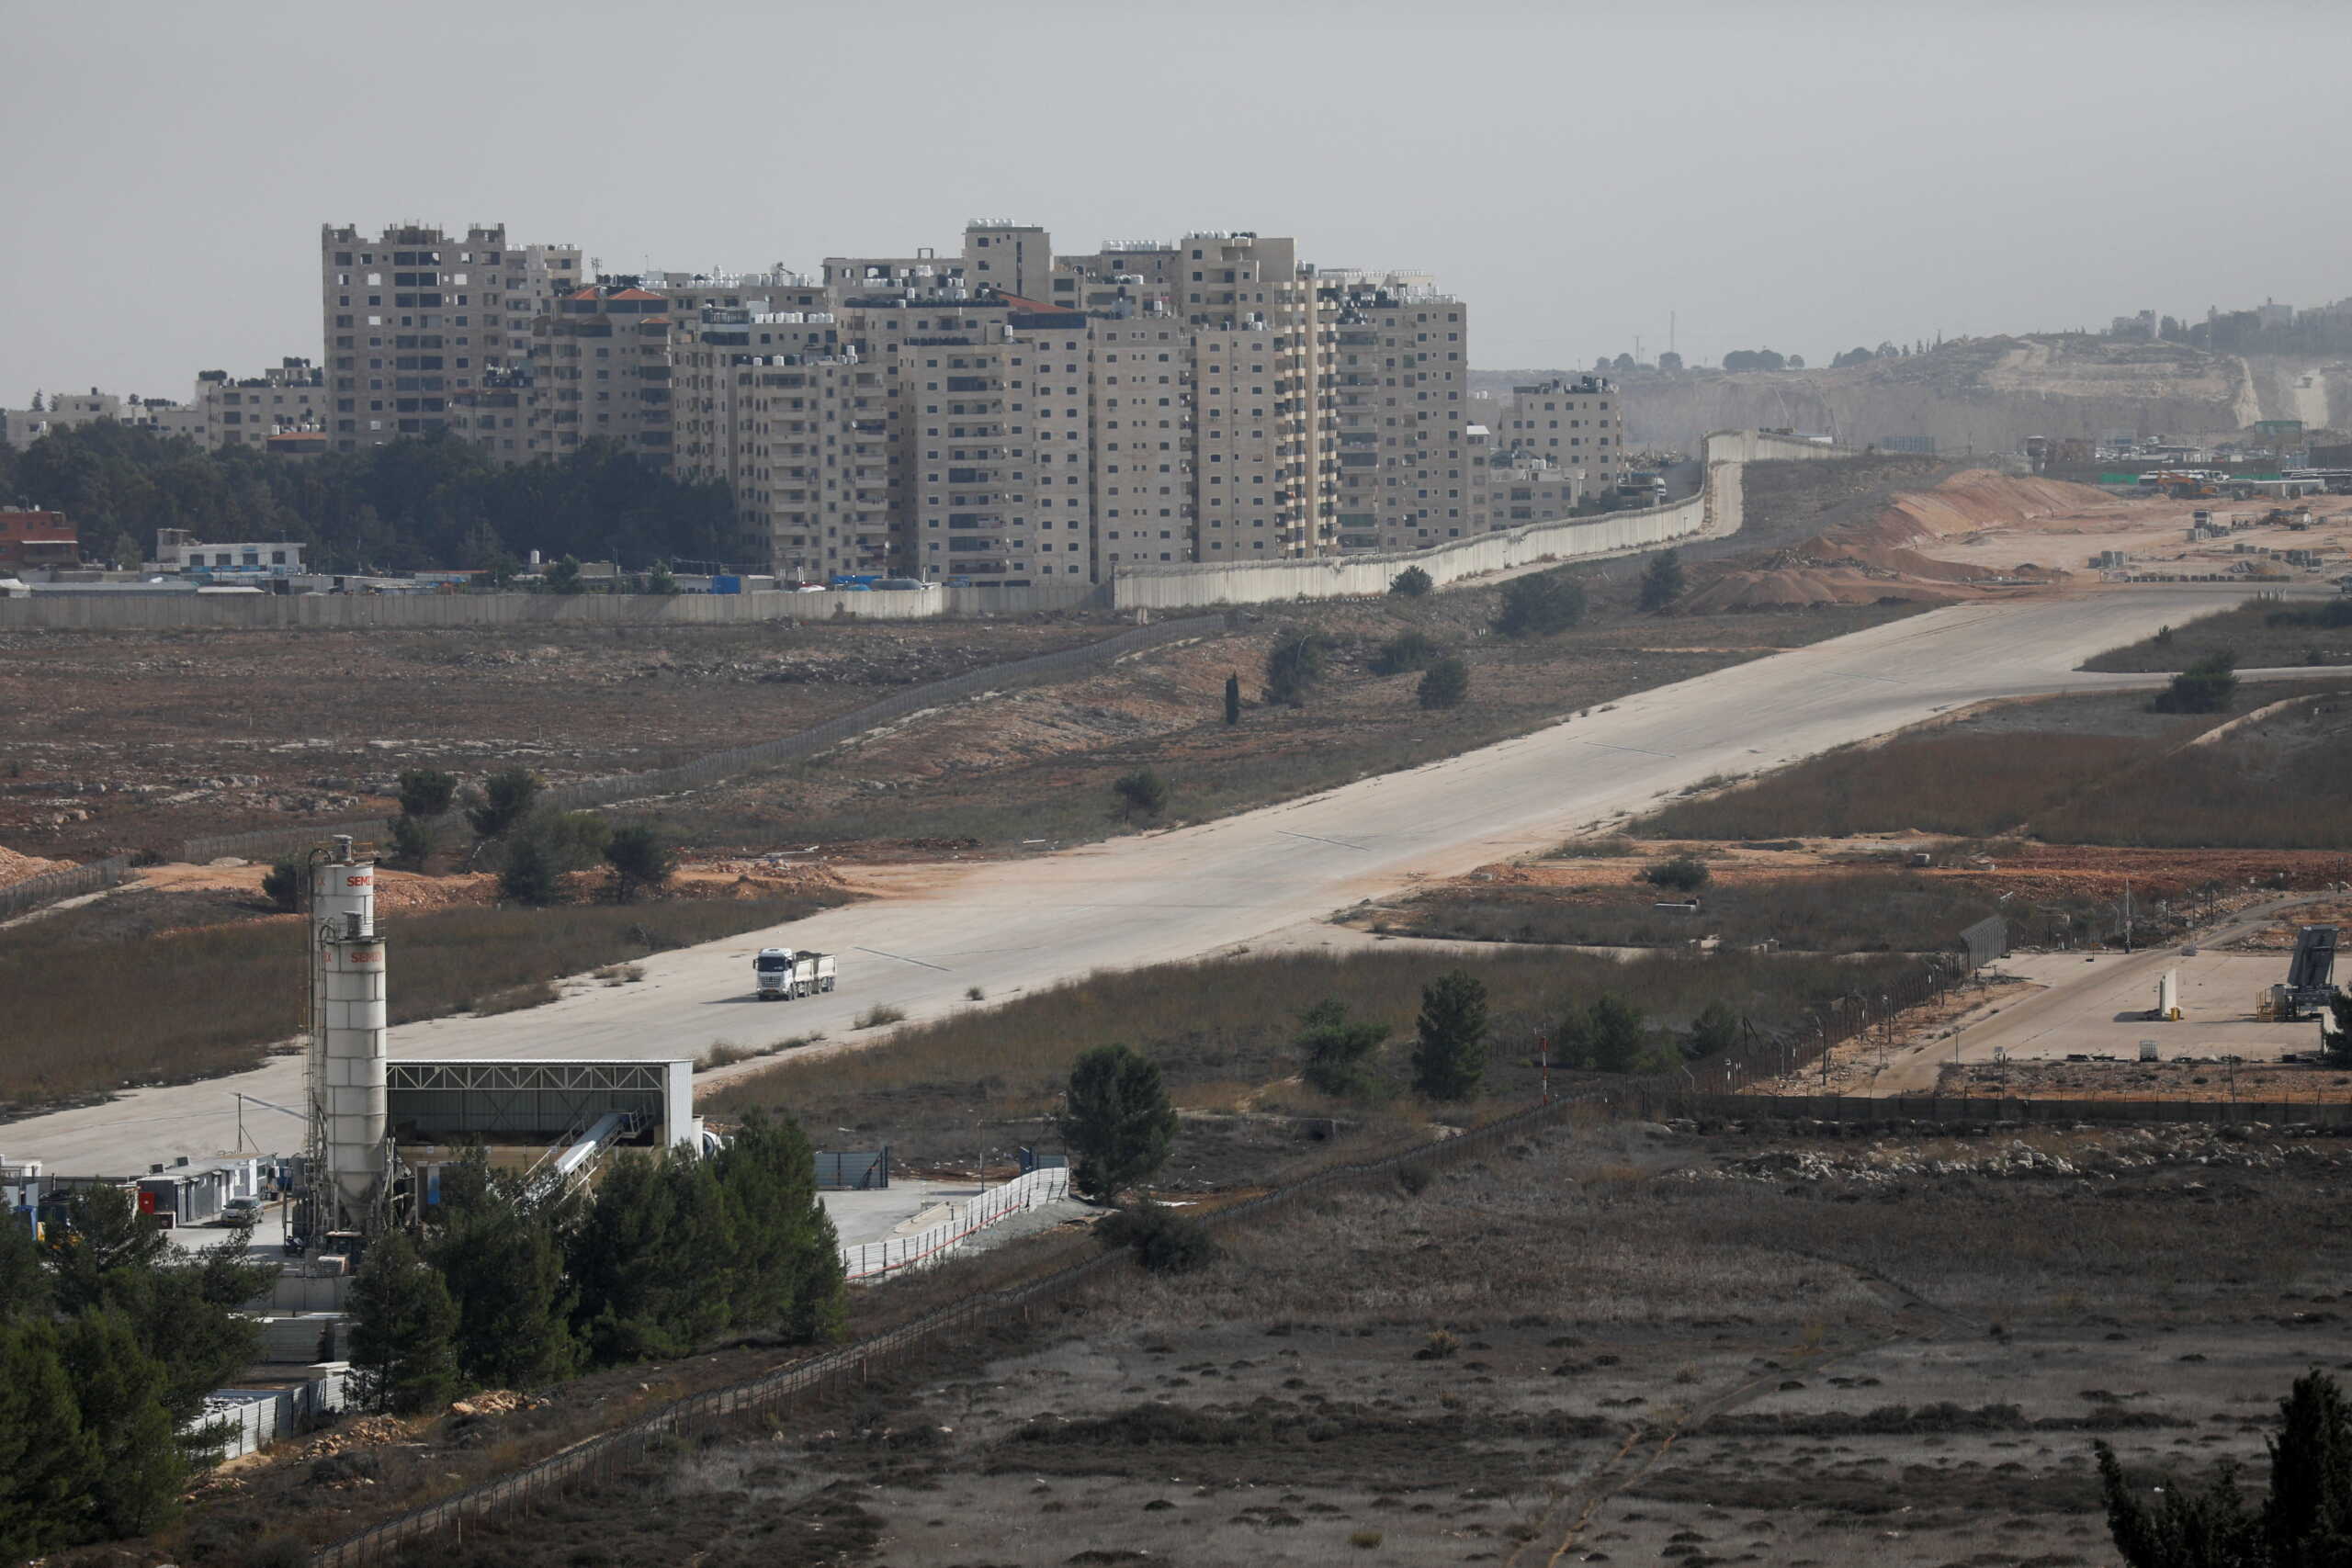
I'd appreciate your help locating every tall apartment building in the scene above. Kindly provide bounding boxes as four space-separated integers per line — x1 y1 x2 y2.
1087 314 1194 566
533 284 676 470
320 222 580 454
1317 272 1472 552
899 295 1097 584
1500 377 1625 494
191 360 330 448
292 215 1507 586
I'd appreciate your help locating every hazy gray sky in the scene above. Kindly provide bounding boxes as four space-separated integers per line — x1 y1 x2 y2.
4 0 2346 401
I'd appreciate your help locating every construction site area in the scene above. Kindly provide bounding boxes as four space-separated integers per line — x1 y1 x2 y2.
13 450 2352 1567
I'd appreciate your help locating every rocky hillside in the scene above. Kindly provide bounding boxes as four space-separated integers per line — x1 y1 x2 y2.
1477 337 2352 456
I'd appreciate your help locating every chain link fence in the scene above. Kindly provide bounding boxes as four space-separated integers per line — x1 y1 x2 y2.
0 855 129 920
308 1082 1618 1566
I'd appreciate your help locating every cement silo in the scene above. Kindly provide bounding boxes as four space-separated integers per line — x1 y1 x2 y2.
305 839 388 1233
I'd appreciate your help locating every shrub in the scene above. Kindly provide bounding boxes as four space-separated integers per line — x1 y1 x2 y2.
1643 854 1711 893
1688 998 1741 1057
1295 998 1388 1099
1560 993 1647 1073
2152 649 2239 714
1264 626 1334 705
1389 565 1433 597
261 859 303 912
1370 629 1440 676
1113 768 1170 820
854 1004 909 1030
1495 572 1587 638
395 768 458 820
1638 548 1685 612
1098 1201 1218 1274
1418 656 1469 710
386 815 433 872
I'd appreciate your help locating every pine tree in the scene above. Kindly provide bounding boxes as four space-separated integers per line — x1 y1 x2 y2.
44 1184 168 1314
1059 1044 1180 1202
568 1152 694 1364
2264 1369 2352 1563
347 1231 460 1414
0 1215 51 1322
0 1321 97 1558
434 1193 579 1388
56 1310 183 1539
603 823 675 902
708 1111 846 1345
1411 971 1489 1101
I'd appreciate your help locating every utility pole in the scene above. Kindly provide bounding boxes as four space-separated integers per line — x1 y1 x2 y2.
2123 877 2133 953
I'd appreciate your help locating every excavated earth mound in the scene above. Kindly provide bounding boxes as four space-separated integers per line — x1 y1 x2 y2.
1685 468 2095 611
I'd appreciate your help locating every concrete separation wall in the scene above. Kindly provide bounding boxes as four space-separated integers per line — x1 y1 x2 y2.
0 431 1849 632
1107 427 1849 611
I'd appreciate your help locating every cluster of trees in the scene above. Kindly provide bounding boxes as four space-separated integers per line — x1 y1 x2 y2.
0 423 741 574
2098 1369 2352 1567
1721 349 1804 371
1828 340 1943 368
0 1190 276 1557
275 767 676 907
350 1111 844 1415
1288 970 1492 1104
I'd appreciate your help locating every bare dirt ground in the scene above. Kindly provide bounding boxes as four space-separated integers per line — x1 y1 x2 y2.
0 618 1102 859
1689 460 2352 615
368 1114 2352 1568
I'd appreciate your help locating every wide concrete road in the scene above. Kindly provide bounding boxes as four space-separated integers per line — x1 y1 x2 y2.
1 587 2312 1172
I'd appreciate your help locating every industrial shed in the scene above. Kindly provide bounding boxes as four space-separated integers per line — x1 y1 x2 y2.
385 1059 698 1151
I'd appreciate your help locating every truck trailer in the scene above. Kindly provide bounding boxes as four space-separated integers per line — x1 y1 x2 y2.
754 947 837 1000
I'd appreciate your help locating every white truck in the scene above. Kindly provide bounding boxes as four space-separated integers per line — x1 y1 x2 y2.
754 946 837 1001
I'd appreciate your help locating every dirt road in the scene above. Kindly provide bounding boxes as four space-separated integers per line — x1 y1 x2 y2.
6 586 2335 1173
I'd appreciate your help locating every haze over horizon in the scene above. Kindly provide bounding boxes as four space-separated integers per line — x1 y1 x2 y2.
4 0 2346 401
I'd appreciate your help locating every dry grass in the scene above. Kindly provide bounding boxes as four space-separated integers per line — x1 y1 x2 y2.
1640 682 2352 850
1639 732 2154 840
0 895 842 1112
1376 870 2027 954
711 948 1918 1164
2084 597 2352 673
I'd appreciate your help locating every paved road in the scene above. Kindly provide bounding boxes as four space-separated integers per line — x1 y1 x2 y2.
1862 897 2331 1093
5 586 2329 1173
